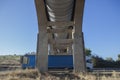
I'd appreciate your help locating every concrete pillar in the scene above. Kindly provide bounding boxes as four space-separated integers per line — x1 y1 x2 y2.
35 0 48 72
49 45 54 55
36 33 39 68
67 44 72 55
73 0 86 72
37 32 48 72
73 33 86 72
68 30 73 54
48 32 54 55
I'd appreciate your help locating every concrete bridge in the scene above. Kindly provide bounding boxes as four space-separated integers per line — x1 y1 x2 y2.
35 0 86 72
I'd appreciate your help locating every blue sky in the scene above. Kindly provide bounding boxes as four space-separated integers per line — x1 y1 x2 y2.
0 0 120 60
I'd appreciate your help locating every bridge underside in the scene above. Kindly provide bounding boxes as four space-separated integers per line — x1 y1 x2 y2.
35 0 86 72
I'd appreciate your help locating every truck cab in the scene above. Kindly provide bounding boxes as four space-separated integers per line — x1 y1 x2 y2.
21 54 36 69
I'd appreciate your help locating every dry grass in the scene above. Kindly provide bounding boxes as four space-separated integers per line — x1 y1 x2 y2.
0 69 40 80
0 55 120 80
0 55 20 64
0 69 120 80
0 55 21 71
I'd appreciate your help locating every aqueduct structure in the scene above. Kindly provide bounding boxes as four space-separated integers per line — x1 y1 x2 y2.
35 0 86 72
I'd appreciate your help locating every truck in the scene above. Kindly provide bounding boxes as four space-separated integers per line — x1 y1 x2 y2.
21 54 93 70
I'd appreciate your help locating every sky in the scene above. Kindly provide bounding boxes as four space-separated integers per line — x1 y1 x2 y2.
0 0 120 60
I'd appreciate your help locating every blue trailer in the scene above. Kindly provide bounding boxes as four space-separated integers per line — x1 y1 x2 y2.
21 54 93 70
48 55 73 69
21 54 73 69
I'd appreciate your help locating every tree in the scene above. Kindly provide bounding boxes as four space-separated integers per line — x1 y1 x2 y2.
92 55 105 68
106 57 114 62
117 54 120 61
85 48 92 56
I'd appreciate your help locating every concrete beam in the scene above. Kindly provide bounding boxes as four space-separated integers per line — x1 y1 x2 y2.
47 21 74 27
73 0 86 72
48 39 73 44
54 53 72 55
47 28 73 33
54 45 70 49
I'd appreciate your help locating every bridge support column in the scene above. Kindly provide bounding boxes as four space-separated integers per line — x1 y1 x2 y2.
73 33 86 72
48 33 54 55
35 0 86 72
68 30 73 54
73 0 86 72
35 0 48 72
37 32 48 72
